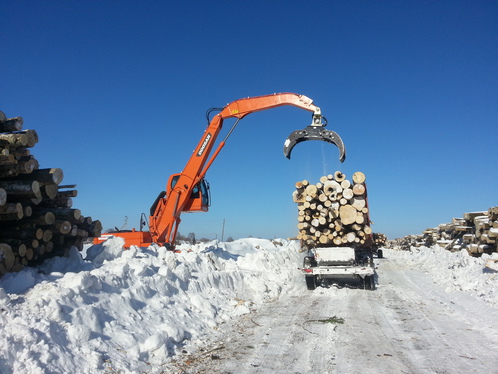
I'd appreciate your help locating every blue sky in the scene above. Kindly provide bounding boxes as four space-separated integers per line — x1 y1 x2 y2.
2 0 497 241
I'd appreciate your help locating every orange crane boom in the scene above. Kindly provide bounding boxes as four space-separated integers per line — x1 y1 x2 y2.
94 93 346 250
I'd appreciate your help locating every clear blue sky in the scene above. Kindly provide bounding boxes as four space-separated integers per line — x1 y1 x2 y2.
2 1 497 241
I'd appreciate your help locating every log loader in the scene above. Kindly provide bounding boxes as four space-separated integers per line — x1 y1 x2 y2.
94 93 346 250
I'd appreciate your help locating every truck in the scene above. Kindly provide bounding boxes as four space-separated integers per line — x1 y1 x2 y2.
95 93 346 250
302 246 376 290
294 172 377 290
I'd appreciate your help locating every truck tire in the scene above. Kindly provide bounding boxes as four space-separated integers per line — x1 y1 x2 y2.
305 275 317 290
377 249 383 259
364 275 376 290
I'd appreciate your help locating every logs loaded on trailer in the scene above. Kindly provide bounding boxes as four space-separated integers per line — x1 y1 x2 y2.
0 110 102 275
293 171 379 249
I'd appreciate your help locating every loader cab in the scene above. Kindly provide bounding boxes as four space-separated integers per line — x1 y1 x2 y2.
168 174 210 212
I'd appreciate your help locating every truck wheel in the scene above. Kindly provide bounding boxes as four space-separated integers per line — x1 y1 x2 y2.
364 275 375 290
305 275 317 290
377 249 383 259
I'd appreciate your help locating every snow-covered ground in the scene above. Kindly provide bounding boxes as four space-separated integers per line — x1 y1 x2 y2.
0 239 497 373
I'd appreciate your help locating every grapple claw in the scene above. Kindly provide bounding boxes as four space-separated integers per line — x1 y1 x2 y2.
283 126 346 162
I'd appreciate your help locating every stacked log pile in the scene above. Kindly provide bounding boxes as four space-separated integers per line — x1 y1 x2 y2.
0 111 102 275
372 232 388 247
293 171 376 249
390 206 498 256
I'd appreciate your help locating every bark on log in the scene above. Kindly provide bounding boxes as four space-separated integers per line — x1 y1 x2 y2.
0 158 38 178
0 180 40 196
0 188 6 206
56 190 78 198
0 117 23 132
19 130 39 147
0 243 15 271
0 110 102 274
13 168 63 185
24 211 56 225
41 184 58 199
32 208 81 222
0 203 23 220
0 133 28 147
38 197 73 208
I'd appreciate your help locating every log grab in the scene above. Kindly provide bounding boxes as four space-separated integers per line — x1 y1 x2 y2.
283 109 346 162
94 92 346 250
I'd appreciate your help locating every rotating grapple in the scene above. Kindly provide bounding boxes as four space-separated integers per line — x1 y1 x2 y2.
283 110 346 162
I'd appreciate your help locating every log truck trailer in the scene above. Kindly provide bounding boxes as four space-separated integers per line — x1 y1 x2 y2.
95 93 346 250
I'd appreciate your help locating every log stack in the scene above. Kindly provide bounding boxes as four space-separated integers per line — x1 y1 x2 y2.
293 171 374 249
0 110 102 275
390 206 498 256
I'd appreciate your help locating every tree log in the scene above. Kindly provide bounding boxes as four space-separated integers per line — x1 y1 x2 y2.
41 184 58 199
0 133 28 147
334 171 346 182
24 211 56 225
293 172 373 249
0 180 40 196
339 205 357 225
38 196 73 208
0 117 23 132
0 243 15 271
13 168 63 185
0 203 23 220
32 208 81 222
352 171 366 184
0 158 38 176
53 220 72 235
342 188 354 200
0 188 6 206
56 189 78 198
352 183 365 195
351 196 366 211
19 130 39 147
0 227 44 240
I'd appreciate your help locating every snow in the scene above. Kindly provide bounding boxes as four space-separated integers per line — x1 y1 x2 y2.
0 238 497 373
386 246 498 307
0 238 303 373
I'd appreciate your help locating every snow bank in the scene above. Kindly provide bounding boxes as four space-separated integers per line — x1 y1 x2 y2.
386 246 498 306
0 238 304 374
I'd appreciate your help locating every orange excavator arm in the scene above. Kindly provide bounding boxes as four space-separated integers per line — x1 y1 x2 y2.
148 93 346 249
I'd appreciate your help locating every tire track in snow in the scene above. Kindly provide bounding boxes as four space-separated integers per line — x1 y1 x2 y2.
164 256 498 373
211 291 338 373
330 259 498 373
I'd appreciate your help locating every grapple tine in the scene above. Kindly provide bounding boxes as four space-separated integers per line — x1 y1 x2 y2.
283 126 346 162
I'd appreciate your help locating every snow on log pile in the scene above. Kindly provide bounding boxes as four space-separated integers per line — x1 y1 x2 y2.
292 171 376 249
391 206 498 256
0 110 102 275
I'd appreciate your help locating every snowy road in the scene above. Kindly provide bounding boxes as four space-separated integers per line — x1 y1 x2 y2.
166 255 498 374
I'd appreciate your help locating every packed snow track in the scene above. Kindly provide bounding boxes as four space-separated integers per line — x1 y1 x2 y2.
167 250 498 374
